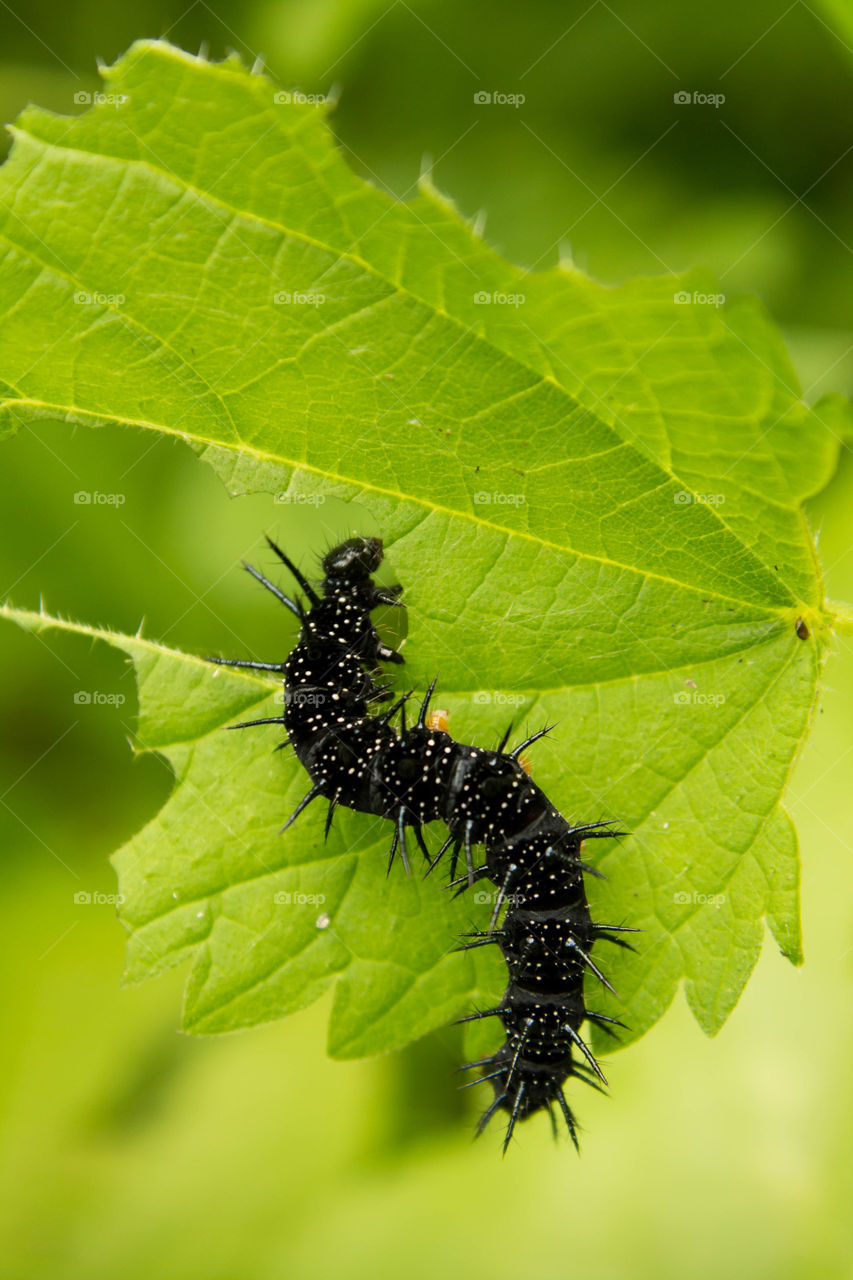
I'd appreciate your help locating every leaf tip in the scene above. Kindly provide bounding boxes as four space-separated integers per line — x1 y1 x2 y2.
824 600 853 637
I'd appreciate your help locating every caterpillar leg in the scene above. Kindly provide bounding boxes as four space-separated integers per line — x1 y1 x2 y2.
378 691 413 726
454 1006 503 1025
568 938 618 995
593 922 640 953
556 1090 580 1152
424 833 455 877
474 1092 508 1139
385 808 412 876
242 559 303 617
265 535 321 605
226 716 287 730
587 1011 627 1038
412 823 431 861
565 1026 607 1084
207 656 284 673
489 865 516 930
509 725 554 759
376 582 404 603
572 1063 609 1096
453 931 504 953
324 797 339 839
463 820 476 887
280 783 325 833
572 819 626 840
458 1067 505 1091
416 676 439 728
387 816 430 869
502 1079 528 1154
447 864 489 897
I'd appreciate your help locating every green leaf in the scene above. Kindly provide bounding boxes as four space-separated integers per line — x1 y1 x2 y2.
0 40 849 1055
0 604 502 1051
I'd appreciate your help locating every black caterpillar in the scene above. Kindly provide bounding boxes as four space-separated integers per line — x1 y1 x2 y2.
209 535 633 1151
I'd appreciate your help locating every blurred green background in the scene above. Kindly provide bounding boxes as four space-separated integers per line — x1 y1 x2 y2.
2 2 853 1277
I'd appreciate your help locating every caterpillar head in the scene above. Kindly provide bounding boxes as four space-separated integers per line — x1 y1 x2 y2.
322 537 384 578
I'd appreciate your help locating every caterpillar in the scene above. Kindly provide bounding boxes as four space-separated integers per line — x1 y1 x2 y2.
209 535 633 1151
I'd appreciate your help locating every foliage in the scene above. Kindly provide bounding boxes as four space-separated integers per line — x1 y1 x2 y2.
1 41 849 1056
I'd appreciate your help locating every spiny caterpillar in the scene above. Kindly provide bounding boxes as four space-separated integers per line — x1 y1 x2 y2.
209 535 633 1151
